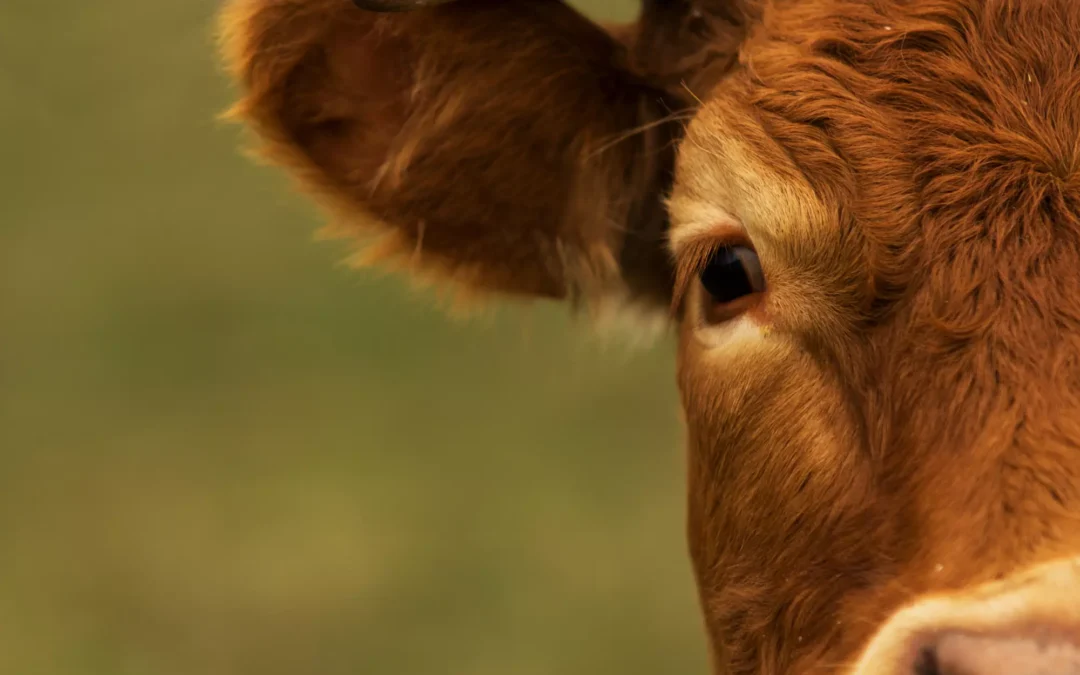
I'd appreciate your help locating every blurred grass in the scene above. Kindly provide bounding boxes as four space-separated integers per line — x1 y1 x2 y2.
0 1 704 674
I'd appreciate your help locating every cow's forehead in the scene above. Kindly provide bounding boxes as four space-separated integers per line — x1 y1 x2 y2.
667 98 825 259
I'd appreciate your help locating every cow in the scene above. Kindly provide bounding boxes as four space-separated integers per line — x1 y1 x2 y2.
217 0 1080 672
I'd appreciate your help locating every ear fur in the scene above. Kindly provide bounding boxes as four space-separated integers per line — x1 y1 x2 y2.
219 0 687 310
623 0 763 96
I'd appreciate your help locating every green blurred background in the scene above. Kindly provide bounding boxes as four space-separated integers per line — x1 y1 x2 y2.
0 2 702 673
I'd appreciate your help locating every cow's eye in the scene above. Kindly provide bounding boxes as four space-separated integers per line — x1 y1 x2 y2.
698 246 765 321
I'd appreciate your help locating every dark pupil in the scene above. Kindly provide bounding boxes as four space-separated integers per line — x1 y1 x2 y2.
700 248 753 304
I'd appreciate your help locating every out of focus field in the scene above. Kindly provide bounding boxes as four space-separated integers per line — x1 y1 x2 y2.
0 2 703 674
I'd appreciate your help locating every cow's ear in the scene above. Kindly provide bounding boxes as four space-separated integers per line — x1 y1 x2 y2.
219 0 686 312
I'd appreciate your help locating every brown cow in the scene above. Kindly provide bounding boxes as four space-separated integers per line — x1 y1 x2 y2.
218 0 1080 672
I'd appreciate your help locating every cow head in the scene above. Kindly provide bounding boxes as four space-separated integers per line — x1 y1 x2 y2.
219 0 1080 672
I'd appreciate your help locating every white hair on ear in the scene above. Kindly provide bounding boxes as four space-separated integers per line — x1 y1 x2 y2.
583 287 673 351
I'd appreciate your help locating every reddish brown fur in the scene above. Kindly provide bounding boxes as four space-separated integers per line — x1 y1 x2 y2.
677 2 1080 671
219 0 687 306
219 1 1080 673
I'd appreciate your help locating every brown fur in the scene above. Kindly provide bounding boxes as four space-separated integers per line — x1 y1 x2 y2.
219 0 1080 673
673 2 1080 671
219 0 688 308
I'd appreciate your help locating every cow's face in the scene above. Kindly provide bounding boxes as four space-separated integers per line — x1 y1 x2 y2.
671 2 1080 671
221 0 1080 673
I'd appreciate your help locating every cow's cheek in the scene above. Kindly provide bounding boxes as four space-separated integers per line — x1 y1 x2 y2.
677 319 885 671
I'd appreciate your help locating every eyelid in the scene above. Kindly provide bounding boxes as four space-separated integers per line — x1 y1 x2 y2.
669 215 748 258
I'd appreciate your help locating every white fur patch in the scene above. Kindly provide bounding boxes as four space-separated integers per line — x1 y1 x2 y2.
695 314 766 353
585 289 672 350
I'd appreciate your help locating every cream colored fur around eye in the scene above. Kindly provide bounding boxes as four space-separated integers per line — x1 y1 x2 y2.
667 204 746 257
698 313 766 351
